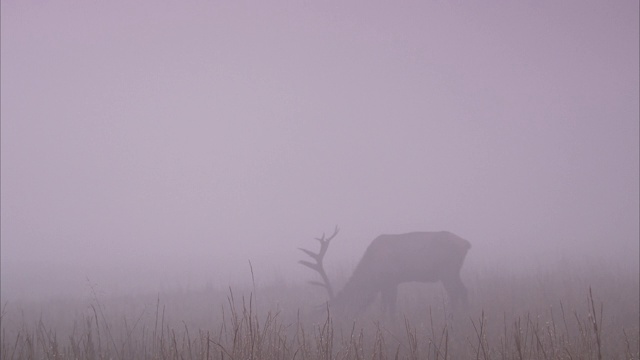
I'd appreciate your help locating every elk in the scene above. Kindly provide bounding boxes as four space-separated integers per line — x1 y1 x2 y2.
299 227 471 315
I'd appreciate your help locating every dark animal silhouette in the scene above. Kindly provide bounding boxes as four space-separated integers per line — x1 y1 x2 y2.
300 228 471 315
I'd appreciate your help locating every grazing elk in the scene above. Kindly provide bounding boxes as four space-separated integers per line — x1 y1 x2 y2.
299 227 471 315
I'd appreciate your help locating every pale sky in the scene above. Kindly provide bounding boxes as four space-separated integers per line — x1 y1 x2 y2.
2 0 638 299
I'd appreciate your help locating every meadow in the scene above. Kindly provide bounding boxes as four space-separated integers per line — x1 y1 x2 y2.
1 263 638 359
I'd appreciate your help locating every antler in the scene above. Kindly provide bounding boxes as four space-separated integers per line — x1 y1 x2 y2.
299 226 339 300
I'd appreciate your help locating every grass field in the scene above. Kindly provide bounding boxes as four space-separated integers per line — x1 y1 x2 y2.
1 264 638 359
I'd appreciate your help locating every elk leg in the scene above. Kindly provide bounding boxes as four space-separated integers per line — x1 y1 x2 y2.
381 284 398 315
442 275 468 308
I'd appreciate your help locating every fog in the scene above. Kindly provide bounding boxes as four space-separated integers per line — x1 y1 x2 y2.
1 1 638 301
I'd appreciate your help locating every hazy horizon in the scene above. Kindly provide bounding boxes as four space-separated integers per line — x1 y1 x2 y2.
2 0 638 301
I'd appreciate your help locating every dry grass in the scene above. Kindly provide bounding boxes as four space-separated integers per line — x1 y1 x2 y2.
1 266 638 359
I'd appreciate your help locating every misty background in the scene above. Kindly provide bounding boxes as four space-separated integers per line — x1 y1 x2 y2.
1 1 638 301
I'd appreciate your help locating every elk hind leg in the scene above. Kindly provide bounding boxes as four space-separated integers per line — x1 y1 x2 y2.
442 275 468 309
380 284 398 315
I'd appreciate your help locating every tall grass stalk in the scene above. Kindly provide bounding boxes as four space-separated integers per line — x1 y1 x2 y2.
1 270 638 359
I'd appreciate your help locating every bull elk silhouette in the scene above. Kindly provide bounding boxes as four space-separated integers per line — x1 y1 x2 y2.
299 227 471 315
